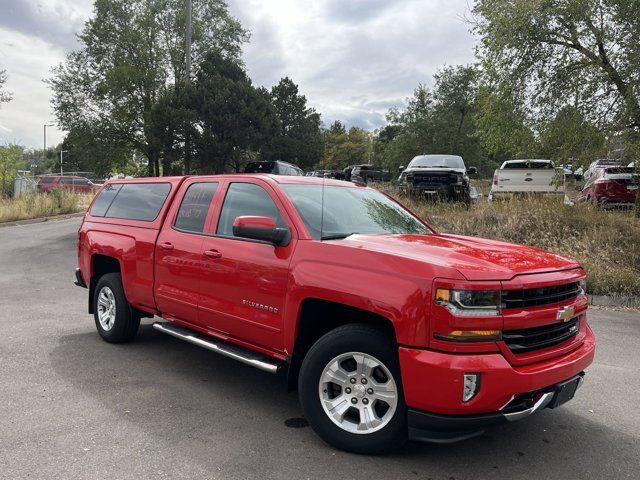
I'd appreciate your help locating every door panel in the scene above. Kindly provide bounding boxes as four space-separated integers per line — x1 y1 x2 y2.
154 181 219 324
198 181 295 350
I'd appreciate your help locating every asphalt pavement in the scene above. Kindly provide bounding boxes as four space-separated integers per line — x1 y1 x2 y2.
0 217 638 479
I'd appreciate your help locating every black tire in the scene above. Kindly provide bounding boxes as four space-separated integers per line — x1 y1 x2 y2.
93 273 140 343
298 324 407 454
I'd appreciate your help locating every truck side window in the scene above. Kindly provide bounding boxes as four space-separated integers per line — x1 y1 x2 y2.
216 183 285 237
174 182 218 233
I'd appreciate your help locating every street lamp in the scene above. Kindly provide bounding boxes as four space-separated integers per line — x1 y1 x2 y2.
43 123 54 166
59 150 68 175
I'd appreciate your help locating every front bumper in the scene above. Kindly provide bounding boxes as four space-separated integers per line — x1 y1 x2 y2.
399 325 595 442
407 373 584 443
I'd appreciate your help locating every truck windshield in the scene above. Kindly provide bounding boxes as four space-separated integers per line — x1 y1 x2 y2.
409 156 464 169
282 185 431 240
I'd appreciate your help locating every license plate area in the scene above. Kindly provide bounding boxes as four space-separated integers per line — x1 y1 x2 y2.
548 374 583 409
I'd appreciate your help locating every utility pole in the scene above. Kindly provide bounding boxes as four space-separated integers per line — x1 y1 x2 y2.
43 123 54 167
184 0 193 175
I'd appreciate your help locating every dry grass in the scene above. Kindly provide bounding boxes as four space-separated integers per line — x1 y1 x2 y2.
378 184 640 297
0 190 92 223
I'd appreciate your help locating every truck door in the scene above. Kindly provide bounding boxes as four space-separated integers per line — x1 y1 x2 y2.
198 179 296 350
154 180 220 325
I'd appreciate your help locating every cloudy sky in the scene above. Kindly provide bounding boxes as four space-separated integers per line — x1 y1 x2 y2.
0 0 477 149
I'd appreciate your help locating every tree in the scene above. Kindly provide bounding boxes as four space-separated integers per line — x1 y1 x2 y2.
539 106 606 166
49 0 248 176
321 122 373 169
475 88 538 162
190 51 279 173
473 0 640 214
0 145 24 197
378 65 494 175
263 77 324 170
0 69 12 105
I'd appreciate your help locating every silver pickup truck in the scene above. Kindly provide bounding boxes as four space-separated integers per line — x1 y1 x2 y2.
489 159 561 200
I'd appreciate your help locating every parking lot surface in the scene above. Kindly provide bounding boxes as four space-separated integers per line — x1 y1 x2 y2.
1 217 638 479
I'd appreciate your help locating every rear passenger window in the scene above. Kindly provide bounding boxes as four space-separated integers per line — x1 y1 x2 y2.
216 183 285 237
174 182 218 233
91 183 171 221
90 184 122 217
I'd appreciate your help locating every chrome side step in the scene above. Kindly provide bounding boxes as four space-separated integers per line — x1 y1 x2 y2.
152 322 280 374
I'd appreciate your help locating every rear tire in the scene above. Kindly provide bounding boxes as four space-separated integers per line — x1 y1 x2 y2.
299 324 407 454
93 273 140 343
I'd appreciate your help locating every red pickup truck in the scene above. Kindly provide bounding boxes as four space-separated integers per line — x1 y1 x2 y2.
75 175 595 454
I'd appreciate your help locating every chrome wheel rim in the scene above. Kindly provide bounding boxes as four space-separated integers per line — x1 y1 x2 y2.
97 286 116 331
318 352 398 434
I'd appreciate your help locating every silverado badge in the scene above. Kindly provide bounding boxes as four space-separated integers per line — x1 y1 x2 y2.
556 306 575 322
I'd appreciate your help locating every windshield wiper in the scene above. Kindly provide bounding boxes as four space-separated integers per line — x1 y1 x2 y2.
321 232 359 240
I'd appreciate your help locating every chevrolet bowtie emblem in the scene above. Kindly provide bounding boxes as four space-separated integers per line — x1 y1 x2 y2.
556 306 575 322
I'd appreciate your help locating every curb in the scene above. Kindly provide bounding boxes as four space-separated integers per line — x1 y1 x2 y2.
0 211 85 228
589 294 640 309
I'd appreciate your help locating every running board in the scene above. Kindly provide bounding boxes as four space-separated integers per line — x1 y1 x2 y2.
152 322 280 374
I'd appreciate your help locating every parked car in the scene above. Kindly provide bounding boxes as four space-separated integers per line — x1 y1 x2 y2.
581 159 622 186
489 159 561 200
75 175 594 454
38 175 97 194
577 165 639 208
351 164 392 184
398 155 476 202
243 160 303 176
573 166 584 181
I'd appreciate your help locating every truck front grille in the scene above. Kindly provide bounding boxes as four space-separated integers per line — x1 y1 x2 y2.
408 172 458 186
502 317 580 353
502 282 581 309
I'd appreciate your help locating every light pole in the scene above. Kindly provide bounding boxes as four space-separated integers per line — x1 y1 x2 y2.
60 150 68 175
43 123 54 167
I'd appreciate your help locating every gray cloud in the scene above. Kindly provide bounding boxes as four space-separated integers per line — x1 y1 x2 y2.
0 0 87 52
1 0 477 147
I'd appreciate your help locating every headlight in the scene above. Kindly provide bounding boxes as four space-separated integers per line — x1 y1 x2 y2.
436 289 501 316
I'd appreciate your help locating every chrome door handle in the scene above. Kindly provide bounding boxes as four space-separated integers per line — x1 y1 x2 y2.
203 249 222 259
159 242 174 250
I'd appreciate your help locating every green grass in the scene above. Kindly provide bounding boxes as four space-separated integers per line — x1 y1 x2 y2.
378 184 640 297
0 190 92 223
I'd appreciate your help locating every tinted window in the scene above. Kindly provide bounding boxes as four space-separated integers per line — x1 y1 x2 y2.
282 185 430 240
40 177 55 184
217 183 285 236
244 162 275 173
103 183 171 221
90 184 123 217
174 182 218 233
503 161 553 170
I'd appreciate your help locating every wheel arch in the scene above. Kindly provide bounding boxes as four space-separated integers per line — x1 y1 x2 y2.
286 298 397 391
88 254 122 314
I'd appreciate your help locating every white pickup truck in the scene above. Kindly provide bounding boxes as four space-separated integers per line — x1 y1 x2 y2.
489 159 561 200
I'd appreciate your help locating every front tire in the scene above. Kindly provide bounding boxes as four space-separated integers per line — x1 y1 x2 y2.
93 273 140 343
299 324 407 454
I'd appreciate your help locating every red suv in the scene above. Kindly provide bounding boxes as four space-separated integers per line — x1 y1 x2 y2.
578 166 639 208
38 175 97 194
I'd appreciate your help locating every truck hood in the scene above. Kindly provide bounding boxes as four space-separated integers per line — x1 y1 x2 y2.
405 167 466 174
336 233 580 281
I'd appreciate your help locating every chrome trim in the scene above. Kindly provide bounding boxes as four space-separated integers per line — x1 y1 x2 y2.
503 392 555 422
152 322 279 374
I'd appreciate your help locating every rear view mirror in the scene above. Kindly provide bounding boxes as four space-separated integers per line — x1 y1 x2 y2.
468 166 477 175
232 216 290 246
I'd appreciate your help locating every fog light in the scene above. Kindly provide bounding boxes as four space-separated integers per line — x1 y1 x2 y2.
463 373 481 402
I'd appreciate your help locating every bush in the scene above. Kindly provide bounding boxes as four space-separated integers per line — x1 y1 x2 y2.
379 185 640 297
0 190 92 223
